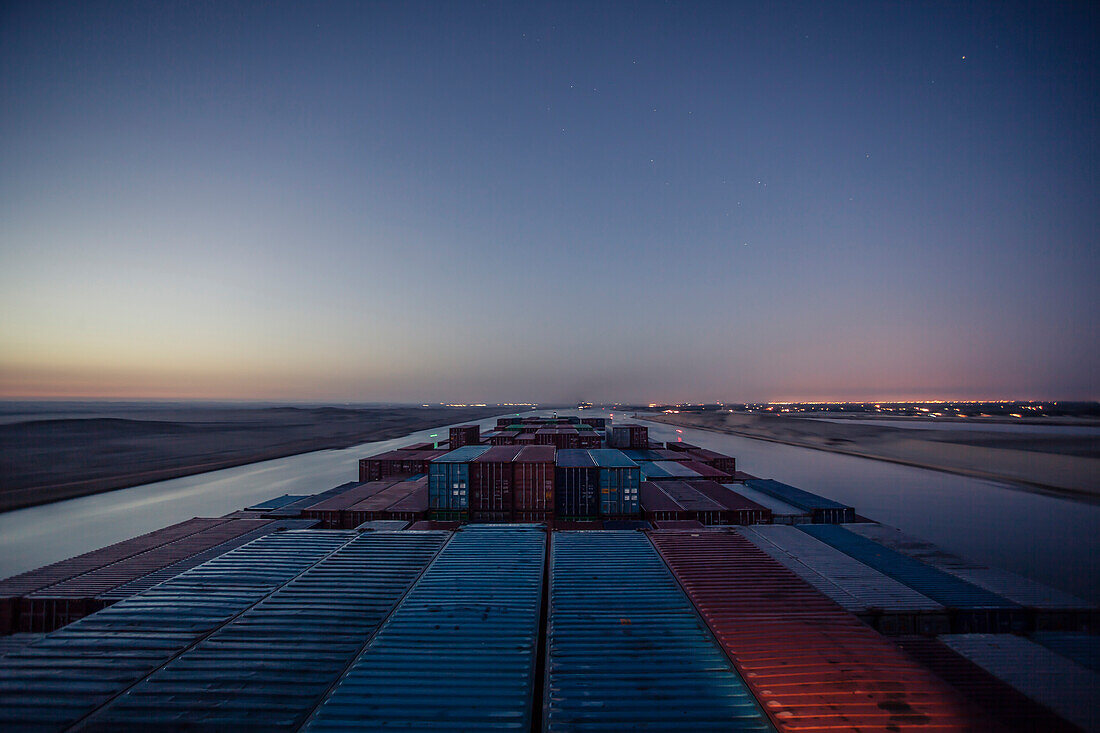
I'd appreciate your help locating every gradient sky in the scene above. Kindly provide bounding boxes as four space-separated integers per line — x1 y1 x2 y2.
2 1 1097 403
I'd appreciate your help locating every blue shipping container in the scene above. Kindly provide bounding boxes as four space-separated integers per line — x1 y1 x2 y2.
0 530 355 731
800 524 1025 632
428 445 491 510
545 531 773 731
304 525 545 731
79 531 448 730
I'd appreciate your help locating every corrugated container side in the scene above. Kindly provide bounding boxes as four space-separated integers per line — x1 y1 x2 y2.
303 480 404 527
468 445 522 517
544 531 772 731
939 634 1100 732
342 477 429 527
590 449 640 517
687 481 772 524
744 479 855 523
845 522 1096 628
99 519 321 602
19 519 276 633
678 459 732 481
78 531 448 731
639 480 685 522
648 530 997 732
448 424 481 448
800 524 1026 633
0 530 356 731
554 449 599 518
304 526 545 731
739 525 949 635
656 480 727 525
512 445 555 513
895 635 1082 733
722 482 809 523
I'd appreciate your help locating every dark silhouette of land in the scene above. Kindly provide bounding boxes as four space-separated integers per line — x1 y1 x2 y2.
0 405 506 512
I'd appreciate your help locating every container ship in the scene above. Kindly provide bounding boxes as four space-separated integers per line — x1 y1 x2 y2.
1 415 1096 731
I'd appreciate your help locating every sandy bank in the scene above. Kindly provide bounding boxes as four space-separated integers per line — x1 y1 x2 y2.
637 411 1100 503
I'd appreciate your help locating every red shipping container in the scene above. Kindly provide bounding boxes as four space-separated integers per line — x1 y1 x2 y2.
648 531 996 732
512 446 556 514
687 481 772 525
448 425 481 448
302 479 404 527
468 446 522 518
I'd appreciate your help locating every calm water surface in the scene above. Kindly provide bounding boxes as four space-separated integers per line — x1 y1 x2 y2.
2 409 1097 603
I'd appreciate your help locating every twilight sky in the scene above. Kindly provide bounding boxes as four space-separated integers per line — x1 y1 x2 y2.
1 1 1097 404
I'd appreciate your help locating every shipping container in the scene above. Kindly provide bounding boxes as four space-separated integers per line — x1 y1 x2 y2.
739 525 949 635
589 448 641 516
663 440 702 452
601 519 651 530
448 424 481 448
75 531 448 731
0 530 356 731
684 481 771 525
381 480 429 523
19 518 280 633
679 447 737 475
489 429 520 445
554 448 599 518
359 449 445 482
512 445 555 513
304 526 544 731
97 519 320 603
622 448 668 462
302 479 405 527
845 522 1096 629
579 417 606 429
544 531 772 731
800 524 1025 633
638 460 705 482
354 519 410 531
677 459 731 481
427 445 490 511
652 519 707 530
468 445 522 520
0 517 232 635
639 480 684 521
938 633 1099 732
341 477 428 527
261 482 365 518
397 442 434 451
647 530 997 731
407 520 462 530
895 635 1082 733
245 494 310 511
609 423 648 449
743 479 855 523
576 431 602 448
722 482 809 523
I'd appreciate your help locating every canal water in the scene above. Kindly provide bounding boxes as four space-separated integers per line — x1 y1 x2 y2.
2 409 1097 603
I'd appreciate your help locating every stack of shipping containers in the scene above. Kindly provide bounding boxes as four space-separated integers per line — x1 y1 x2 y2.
845 522 1096 630
468 445 521 522
589 449 641 518
70 531 448 731
448 425 481 449
544 531 772 730
305 526 545 731
0 531 356 731
647 530 997 731
739 524 950 635
512 445 556 522
800 524 1026 632
427 445 490 520
554 449 600 520
743 479 855 523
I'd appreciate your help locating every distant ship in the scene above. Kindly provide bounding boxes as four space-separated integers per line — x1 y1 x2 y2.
576 401 593 409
